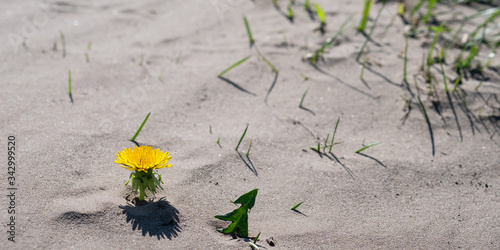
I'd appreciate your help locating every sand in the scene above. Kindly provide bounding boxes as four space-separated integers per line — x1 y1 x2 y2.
1 0 500 249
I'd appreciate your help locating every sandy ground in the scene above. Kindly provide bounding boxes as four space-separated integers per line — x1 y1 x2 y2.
1 0 500 249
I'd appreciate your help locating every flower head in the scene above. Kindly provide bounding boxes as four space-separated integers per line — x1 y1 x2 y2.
114 146 172 172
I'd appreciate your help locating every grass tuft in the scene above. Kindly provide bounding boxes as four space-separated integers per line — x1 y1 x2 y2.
131 112 151 142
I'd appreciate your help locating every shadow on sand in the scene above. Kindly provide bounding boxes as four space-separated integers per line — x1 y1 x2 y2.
120 197 181 240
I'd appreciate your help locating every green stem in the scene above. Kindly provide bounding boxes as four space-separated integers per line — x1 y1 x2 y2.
139 183 145 200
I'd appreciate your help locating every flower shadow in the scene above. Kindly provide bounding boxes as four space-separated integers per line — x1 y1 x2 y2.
119 197 181 240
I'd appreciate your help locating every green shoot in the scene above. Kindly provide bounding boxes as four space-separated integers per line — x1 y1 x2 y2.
300 73 309 80
440 60 449 93
217 137 220 144
85 52 89 63
329 117 340 153
273 0 278 7
130 112 151 142
398 2 404 16
218 55 251 78
243 17 255 46
355 142 380 153
428 24 444 66
315 3 326 25
358 0 372 32
287 5 294 19
254 232 261 244
310 14 353 63
404 35 408 82
305 0 310 11
210 125 213 134
299 88 309 108
68 70 72 95
236 123 249 151
291 201 304 210
215 189 258 238
59 30 66 57
246 139 252 157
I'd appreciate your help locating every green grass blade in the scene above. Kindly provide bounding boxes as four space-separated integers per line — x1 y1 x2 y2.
59 30 66 57
131 112 151 141
305 0 310 11
235 123 249 151
440 60 449 93
355 142 380 153
243 16 255 46
404 35 408 82
218 55 251 78
329 117 340 153
398 2 404 16
246 139 252 157
254 232 261 244
453 68 463 93
68 70 72 95
427 25 444 66
358 0 372 32
417 96 430 124
287 5 294 19
291 201 304 210
315 3 326 25
255 47 278 73
299 88 309 107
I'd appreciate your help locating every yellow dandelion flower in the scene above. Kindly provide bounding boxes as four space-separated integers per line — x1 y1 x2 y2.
114 146 172 172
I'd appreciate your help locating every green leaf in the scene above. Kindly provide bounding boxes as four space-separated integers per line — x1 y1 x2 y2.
215 189 258 237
